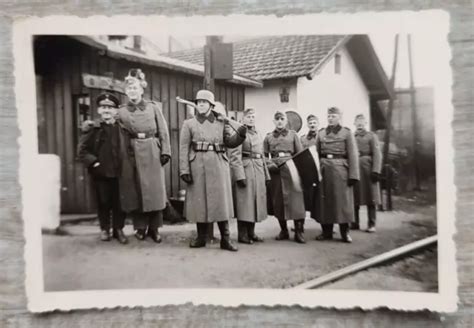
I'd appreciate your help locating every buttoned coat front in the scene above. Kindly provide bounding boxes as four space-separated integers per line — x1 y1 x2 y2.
315 126 359 224
353 129 382 205
179 113 245 223
229 127 270 223
264 129 305 221
117 99 171 213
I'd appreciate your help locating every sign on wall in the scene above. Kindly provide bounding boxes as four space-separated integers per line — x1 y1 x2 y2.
82 73 125 93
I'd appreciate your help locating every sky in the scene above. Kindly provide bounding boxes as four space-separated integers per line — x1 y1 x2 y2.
149 32 441 89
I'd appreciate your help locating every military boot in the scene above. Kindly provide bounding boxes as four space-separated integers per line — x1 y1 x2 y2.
351 206 360 230
147 228 162 244
366 205 376 233
248 222 264 242
189 223 207 248
237 221 252 244
294 219 306 244
340 223 353 243
218 221 238 251
275 220 290 240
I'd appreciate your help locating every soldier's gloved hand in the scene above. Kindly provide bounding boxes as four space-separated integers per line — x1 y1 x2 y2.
348 178 358 187
81 120 96 133
371 172 380 182
268 164 279 174
237 125 247 138
160 154 171 166
180 174 193 184
236 179 247 188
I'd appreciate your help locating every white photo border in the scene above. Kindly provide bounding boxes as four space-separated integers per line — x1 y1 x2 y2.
15 11 458 313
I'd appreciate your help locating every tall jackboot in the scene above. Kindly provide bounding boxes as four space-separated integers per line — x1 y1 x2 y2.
237 221 252 244
367 205 377 233
316 224 333 240
248 222 264 242
351 206 360 230
294 219 306 244
275 220 290 240
189 223 207 248
217 221 238 251
340 223 352 243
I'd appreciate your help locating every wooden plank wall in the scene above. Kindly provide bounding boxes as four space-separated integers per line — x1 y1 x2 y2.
36 38 245 213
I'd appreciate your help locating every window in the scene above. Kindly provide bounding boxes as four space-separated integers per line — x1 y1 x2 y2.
335 53 342 74
73 94 91 148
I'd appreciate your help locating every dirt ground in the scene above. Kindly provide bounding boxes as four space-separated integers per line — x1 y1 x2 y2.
42 185 437 292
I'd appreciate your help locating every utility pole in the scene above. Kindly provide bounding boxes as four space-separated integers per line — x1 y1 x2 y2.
407 34 421 191
203 35 223 241
382 34 400 211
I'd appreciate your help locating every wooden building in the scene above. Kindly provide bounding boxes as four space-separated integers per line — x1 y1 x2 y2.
34 35 262 214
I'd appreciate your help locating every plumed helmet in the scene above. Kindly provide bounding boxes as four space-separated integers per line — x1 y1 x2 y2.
194 89 215 106
124 68 148 89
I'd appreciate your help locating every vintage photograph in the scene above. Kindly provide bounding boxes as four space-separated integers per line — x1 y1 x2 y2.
15 13 456 311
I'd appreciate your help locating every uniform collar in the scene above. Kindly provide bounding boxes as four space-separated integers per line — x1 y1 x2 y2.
326 124 341 135
196 111 215 124
273 127 289 138
306 130 317 139
355 128 367 136
127 99 146 111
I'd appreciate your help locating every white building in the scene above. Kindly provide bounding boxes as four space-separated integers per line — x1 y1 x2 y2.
167 35 393 135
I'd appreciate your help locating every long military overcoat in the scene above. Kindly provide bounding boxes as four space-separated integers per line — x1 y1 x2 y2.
117 99 171 213
315 125 359 224
179 112 245 223
264 128 305 221
229 127 270 223
353 129 382 206
300 132 319 212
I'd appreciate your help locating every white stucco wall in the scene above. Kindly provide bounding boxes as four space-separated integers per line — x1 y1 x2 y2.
296 47 370 134
245 46 371 136
245 80 298 135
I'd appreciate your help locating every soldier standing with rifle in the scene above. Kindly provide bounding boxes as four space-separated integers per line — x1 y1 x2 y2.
179 90 247 251
264 111 306 244
352 114 382 232
229 108 270 244
315 107 359 243
117 68 171 243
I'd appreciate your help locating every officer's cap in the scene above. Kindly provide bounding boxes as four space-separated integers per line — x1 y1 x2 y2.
307 114 318 122
274 111 287 120
328 107 342 115
96 93 119 108
243 108 256 116
355 113 366 120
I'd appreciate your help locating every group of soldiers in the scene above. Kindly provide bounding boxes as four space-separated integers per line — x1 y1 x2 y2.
78 67 382 251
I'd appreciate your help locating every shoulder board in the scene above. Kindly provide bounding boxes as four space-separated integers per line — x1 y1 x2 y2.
343 127 351 132
319 128 325 132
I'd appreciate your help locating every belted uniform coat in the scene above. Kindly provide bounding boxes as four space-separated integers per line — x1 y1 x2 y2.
179 112 245 223
229 127 270 223
117 99 171 213
315 125 359 224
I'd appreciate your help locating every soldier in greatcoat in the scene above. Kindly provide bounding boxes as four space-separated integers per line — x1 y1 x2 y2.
179 90 247 251
315 107 359 243
264 111 306 243
77 93 128 244
300 114 320 228
117 69 171 243
229 108 270 244
352 114 382 232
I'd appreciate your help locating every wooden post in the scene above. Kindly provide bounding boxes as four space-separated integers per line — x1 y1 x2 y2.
382 34 399 211
407 34 421 191
203 35 223 241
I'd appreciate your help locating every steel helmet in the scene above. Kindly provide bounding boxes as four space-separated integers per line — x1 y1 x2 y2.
194 89 215 106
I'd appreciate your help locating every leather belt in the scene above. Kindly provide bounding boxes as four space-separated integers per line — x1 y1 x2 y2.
271 152 292 158
321 153 347 159
131 131 155 139
242 152 263 159
192 141 227 153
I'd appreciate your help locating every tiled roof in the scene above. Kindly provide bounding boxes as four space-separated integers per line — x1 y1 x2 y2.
166 35 348 80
